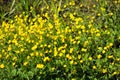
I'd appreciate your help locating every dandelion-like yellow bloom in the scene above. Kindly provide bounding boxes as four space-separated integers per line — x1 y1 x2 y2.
54 47 58 57
70 48 74 53
92 66 96 69
48 23 53 29
83 40 89 47
70 60 74 64
43 57 50 62
96 33 100 37
97 54 102 59
81 48 87 52
51 67 55 71
69 13 74 20
12 62 16 66
66 54 72 60
104 47 107 50
102 69 107 73
93 4 96 8
102 50 106 54
112 71 118 76
12 56 17 61
78 55 81 59
8 45 12 51
97 13 101 16
30 53 34 57
81 25 85 30
108 55 113 59
20 48 24 52
71 78 76 80
0 64 5 68
80 60 83 63
88 56 92 61
59 52 63 57
0 54 2 58
108 12 113 16
2 49 5 53
23 62 28 66
36 64 44 69
98 47 102 50
100 7 105 12
31 45 37 50
63 65 67 67
109 43 113 47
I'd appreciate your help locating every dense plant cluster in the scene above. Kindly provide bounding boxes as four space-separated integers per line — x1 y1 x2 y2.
0 0 120 80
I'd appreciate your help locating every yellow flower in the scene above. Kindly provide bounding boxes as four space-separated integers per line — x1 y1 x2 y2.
108 12 113 16
43 57 50 62
8 45 12 51
69 13 74 20
58 46 64 51
12 62 16 66
23 62 28 66
51 67 55 71
0 64 5 68
20 48 24 52
12 56 17 61
81 25 85 30
70 60 74 64
80 60 83 63
70 48 74 53
118 36 120 40
93 4 96 8
97 13 101 16
78 55 81 59
80 4 83 7
88 56 92 61
0 54 2 58
39 53 43 56
100 7 105 11
104 47 107 50
97 54 102 59
92 66 96 69
98 47 102 50
102 50 105 54
63 65 67 67
36 64 44 69
59 52 63 57
30 53 34 57
102 69 107 73
83 40 89 47
108 55 113 59
106 31 110 35
31 45 37 50
96 33 100 37
109 43 113 47
66 54 72 60
35 52 39 56
81 48 87 52
54 47 58 57
48 45 51 48
74 62 77 65
116 58 120 61
105 25 108 28
2 49 5 53
61 49 66 54
112 71 118 76
72 78 76 80
48 23 53 29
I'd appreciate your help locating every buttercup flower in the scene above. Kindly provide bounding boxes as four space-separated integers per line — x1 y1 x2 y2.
36 64 44 69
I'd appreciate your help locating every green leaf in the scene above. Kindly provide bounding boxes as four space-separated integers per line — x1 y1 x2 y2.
11 69 17 76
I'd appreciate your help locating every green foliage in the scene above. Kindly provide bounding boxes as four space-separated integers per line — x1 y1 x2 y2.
0 0 120 80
